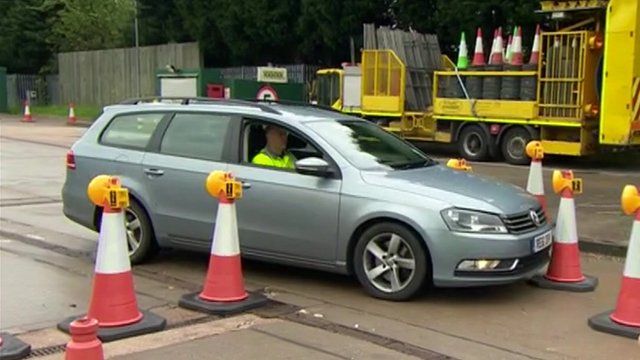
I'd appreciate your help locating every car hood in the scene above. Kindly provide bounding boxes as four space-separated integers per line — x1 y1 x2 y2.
360 165 538 214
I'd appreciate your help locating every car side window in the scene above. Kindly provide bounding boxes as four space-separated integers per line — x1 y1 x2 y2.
243 121 324 168
100 112 164 149
160 113 232 161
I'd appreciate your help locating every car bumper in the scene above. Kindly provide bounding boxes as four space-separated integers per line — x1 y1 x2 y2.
428 225 552 287
62 182 96 231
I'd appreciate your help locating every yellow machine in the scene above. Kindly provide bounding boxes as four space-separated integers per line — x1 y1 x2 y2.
316 0 640 164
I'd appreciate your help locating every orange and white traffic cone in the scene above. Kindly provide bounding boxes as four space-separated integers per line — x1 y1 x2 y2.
510 26 524 65
490 27 504 65
68 102 77 125
589 185 640 339
525 141 547 216
0 332 31 359
529 24 541 65
21 100 33 123
58 176 165 342
488 29 498 65
471 27 485 66
65 318 103 360
179 171 267 315
530 170 598 292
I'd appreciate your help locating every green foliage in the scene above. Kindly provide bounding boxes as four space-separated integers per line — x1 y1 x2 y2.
0 0 544 73
43 0 136 52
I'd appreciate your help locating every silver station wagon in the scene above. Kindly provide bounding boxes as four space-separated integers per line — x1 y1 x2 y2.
63 98 552 300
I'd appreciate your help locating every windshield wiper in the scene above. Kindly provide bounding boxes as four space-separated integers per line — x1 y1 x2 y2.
390 159 436 170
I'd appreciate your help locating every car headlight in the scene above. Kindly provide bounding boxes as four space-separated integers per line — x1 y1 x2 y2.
441 208 507 234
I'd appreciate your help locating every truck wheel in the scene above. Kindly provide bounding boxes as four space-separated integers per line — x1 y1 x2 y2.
458 125 490 161
353 222 430 301
501 127 533 165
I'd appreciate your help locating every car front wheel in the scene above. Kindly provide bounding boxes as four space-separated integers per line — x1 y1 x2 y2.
353 222 430 301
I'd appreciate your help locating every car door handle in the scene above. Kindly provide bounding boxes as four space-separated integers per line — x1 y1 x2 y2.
144 168 164 176
236 177 251 189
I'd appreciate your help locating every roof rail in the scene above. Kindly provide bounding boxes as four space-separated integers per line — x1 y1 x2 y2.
246 99 344 114
118 97 280 114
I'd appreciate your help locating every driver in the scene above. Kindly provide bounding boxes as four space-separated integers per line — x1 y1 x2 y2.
252 125 296 169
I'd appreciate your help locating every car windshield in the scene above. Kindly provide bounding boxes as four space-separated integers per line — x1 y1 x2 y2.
307 120 436 170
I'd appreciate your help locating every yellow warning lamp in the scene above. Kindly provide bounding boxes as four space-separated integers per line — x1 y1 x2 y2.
588 33 604 50
583 103 599 118
525 141 544 160
621 185 640 216
87 175 130 209
446 158 472 172
552 170 583 195
205 171 243 201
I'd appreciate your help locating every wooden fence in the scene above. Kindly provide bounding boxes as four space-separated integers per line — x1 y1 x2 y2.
58 42 201 106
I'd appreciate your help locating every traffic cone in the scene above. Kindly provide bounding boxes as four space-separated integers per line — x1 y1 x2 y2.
456 32 469 69
588 185 640 339
525 141 547 216
0 333 31 359
530 170 598 292
490 27 504 65
471 27 485 66
488 29 498 65
505 34 513 64
511 26 524 65
58 175 166 342
21 101 33 123
65 318 103 360
179 171 267 315
68 102 77 125
529 24 541 65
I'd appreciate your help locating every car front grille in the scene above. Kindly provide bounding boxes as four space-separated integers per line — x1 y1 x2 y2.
503 207 547 234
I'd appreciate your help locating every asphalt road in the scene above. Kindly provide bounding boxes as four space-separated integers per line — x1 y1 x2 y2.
1 115 639 359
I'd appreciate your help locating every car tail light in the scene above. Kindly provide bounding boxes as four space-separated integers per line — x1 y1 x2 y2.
66 150 76 169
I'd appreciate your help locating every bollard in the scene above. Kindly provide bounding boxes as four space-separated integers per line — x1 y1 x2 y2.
530 170 598 292
588 185 640 339
65 318 103 360
179 171 268 315
58 175 166 342
525 141 547 216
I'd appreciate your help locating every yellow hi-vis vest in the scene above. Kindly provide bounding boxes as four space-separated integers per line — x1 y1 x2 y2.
251 149 295 169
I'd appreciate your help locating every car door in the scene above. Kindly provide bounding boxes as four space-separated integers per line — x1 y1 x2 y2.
228 119 342 264
141 112 235 250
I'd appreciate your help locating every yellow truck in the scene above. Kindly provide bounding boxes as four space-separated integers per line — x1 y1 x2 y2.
315 0 640 164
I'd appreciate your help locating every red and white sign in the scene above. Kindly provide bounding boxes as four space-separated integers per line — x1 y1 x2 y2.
256 85 279 101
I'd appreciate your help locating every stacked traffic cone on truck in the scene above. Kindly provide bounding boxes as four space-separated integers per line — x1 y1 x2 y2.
58 175 166 342
588 185 640 339
530 170 598 292
456 32 469 69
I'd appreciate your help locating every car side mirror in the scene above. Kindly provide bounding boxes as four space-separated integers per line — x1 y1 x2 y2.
295 157 332 177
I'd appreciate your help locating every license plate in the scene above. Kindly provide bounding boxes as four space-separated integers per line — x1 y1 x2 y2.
533 231 553 252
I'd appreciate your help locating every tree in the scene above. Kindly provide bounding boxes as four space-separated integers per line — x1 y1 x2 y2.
0 0 52 73
44 0 136 52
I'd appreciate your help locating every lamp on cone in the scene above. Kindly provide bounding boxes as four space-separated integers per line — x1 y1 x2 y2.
456 32 469 69
21 100 33 123
530 170 598 292
529 24 541 65
446 158 472 172
471 27 485 66
179 171 267 315
0 332 31 360
525 141 547 216
58 175 166 342
588 185 640 339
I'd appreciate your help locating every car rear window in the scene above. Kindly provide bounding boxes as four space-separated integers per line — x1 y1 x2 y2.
160 113 232 161
101 112 164 149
